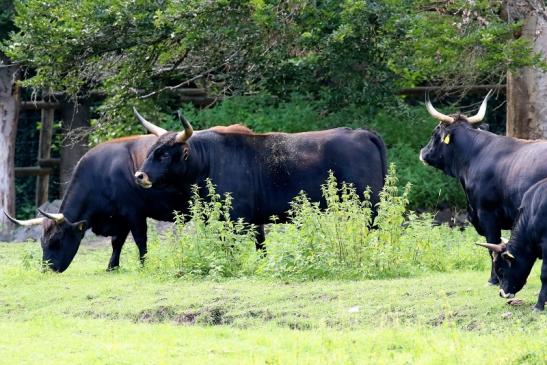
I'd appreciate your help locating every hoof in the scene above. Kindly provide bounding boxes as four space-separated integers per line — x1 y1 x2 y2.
106 266 119 272
533 306 544 313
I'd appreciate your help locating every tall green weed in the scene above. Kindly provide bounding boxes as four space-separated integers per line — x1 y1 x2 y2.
145 165 485 281
145 180 259 279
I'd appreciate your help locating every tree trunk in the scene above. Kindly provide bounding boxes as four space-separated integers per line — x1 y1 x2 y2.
60 99 89 197
505 1 547 139
0 56 20 234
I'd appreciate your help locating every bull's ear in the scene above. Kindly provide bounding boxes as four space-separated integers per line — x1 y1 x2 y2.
478 123 490 131
501 251 515 262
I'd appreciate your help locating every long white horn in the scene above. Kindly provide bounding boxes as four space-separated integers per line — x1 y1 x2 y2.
425 95 454 123
133 107 168 136
475 242 506 253
37 208 65 224
174 112 194 143
467 90 493 124
3 210 44 226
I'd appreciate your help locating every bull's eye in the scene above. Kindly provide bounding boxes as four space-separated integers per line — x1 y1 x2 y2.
161 152 170 160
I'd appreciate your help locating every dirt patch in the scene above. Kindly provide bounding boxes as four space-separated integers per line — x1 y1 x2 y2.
136 305 177 323
135 304 232 326
173 311 198 325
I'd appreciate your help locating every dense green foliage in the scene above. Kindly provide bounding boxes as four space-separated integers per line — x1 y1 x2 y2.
4 0 543 125
143 166 479 280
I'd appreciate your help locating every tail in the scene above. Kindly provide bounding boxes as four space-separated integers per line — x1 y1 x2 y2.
367 130 388 185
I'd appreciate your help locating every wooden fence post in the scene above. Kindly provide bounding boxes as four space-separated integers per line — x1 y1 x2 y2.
35 107 54 206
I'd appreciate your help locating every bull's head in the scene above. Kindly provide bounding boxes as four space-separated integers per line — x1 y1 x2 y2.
419 91 492 176
133 108 193 189
3 209 86 272
475 240 534 299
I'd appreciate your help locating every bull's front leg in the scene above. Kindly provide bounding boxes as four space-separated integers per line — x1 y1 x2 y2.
534 258 547 311
477 210 502 285
107 227 130 271
130 218 148 265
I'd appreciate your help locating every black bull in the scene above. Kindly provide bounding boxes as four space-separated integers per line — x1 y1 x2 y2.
133 110 387 240
477 178 547 311
420 92 547 284
5 135 188 272
5 116 386 272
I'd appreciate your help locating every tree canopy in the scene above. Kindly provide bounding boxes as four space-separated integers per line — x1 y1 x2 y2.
2 0 544 130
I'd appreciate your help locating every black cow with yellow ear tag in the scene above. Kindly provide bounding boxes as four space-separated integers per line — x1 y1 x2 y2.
476 178 547 311
420 91 547 286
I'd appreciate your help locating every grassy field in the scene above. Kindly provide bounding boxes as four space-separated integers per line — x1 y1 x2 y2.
0 241 545 364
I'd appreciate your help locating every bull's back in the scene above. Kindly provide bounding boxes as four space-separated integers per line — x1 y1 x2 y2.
66 135 185 222
479 140 547 225
252 128 386 222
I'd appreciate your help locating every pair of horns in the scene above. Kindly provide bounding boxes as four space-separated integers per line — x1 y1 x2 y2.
133 107 193 143
3 208 64 227
425 90 493 124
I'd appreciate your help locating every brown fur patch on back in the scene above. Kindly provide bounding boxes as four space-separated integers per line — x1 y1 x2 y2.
210 124 253 135
103 135 150 144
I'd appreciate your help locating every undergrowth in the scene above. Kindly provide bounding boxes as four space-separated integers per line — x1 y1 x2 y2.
145 164 485 280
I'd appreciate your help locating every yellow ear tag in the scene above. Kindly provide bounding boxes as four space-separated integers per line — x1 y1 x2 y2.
443 134 451 144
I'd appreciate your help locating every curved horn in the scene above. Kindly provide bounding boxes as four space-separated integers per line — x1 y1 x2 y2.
475 242 506 253
174 111 194 143
37 208 65 224
467 90 493 124
133 107 168 137
425 94 454 124
2 210 44 226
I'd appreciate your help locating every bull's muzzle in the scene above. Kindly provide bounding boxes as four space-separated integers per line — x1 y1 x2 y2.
499 289 515 299
135 171 152 188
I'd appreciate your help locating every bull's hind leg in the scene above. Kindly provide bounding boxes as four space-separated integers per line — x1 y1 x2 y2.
255 225 266 251
535 255 547 311
107 227 130 271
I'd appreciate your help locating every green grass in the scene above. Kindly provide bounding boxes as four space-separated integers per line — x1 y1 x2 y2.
0 242 546 364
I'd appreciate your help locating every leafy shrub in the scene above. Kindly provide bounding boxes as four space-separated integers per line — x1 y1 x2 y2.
145 164 485 281
261 164 484 280
145 179 259 279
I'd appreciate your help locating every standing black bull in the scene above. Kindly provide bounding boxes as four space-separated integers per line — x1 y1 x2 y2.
420 91 547 284
132 109 387 245
4 135 189 272
476 178 547 311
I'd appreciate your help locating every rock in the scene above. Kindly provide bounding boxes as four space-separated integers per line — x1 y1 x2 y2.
501 312 513 319
348 306 360 313
506 298 525 306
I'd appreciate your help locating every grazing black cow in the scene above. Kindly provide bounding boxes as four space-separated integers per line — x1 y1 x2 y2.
4 135 189 272
419 91 547 285
132 109 387 247
476 178 547 311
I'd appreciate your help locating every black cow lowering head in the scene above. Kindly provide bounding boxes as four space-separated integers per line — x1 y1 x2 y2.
419 91 492 176
133 108 193 189
3 209 86 272
476 241 535 298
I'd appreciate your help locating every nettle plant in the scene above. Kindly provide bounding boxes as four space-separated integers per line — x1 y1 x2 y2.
145 165 485 281
262 165 407 280
145 179 258 279
262 164 485 280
